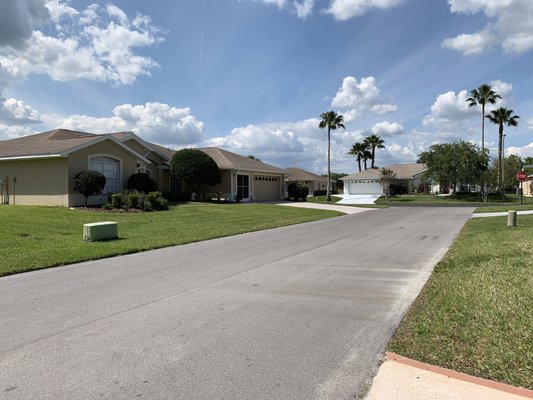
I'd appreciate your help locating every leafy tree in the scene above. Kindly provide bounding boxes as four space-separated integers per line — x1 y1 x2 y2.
486 107 520 191
364 134 385 168
488 154 523 190
319 111 345 201
170 149 221 192
379 168 396 202
247 155 261 162
73 170 106 207
418 141 488 195
127 172 157 193
467 84 501 151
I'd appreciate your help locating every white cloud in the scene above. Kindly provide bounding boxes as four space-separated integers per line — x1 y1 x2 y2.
0 2 163 88
331 76 397 122
252 0 315 18
38 102 204 147
371 121 404 136
422 89 478 127
325 0 407 21
508 143 533 158
528 117 533 130
444 0 533 55
0 97 41 124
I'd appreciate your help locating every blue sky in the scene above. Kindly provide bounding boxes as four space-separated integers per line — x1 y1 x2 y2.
1 0 532 173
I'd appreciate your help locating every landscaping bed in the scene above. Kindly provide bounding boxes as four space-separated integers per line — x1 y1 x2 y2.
389 215 533 389
0 203 341 276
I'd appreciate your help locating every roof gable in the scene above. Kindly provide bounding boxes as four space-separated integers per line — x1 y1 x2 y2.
285 167 327 182
342 163 427 180
198 147 286 174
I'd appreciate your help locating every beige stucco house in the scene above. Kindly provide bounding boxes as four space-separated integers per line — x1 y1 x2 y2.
0 129 170 206
0 129 288 206
284 167 330 195
197 147 287 202
341 164 428 195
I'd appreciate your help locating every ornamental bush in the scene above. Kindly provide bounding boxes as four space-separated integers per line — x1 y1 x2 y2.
144 191 169 211
73 170 106 207
288 182 309 201
127 173 157 193
111 193 123 208
170 149 220 192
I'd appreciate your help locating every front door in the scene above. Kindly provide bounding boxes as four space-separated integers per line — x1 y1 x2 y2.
237 174 249 200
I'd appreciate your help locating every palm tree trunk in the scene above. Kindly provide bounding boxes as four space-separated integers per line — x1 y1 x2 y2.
371 146 376 168
481 104 485 151
364 159 367 170
327 127 331 201
357 158 362 172
498 123 503 192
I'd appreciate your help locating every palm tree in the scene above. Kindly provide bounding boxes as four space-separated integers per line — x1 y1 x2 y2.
486 107 520 191
348 142 367 172
362 149 372 170
319 111 345 201
364 134 385 168
467 84 501 151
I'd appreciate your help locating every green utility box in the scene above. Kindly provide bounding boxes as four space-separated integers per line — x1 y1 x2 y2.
83 222 118 241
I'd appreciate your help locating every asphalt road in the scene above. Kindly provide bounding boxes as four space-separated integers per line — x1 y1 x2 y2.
0 206 473 400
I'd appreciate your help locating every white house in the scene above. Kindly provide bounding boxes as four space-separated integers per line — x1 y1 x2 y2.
341 163 428 195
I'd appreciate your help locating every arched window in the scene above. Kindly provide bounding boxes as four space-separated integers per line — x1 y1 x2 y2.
89 156 120 194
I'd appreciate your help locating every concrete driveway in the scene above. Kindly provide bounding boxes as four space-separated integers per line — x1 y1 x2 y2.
0 207 473 400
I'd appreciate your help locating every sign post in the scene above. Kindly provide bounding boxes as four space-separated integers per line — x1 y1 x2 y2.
516 171 528 205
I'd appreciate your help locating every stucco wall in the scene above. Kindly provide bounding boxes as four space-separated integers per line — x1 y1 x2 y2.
0 158 69 206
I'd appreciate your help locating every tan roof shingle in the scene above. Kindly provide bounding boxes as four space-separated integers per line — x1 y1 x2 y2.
285 167 327 182
198 147 286 174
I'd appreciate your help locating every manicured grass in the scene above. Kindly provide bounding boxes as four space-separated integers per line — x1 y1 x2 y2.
473 204 533 213
0 203 341 276
389 215 533 389
377 193 533 206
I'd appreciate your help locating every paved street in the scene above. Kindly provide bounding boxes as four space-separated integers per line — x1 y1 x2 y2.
0 207 473 400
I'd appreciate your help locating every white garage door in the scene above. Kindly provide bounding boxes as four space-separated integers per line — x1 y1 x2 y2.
346 180 383 195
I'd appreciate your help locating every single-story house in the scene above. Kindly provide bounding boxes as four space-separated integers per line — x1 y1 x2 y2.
341 163 428 195
0 129 171 206
197 147 287 202
521 175 533 197
284 167 330 195
0 129 288 206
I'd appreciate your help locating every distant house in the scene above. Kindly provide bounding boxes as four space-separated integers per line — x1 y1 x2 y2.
0 129 169 206
341 164 428 195
197 147 287 202
284 167 330 195
522 175 533 197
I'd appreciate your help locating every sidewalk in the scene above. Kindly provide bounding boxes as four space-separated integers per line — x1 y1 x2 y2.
472 210 533 218
365 352 533 400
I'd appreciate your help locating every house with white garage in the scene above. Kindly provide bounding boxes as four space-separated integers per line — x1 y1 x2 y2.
341 163 428 195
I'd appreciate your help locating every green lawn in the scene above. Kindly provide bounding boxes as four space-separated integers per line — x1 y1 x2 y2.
389 215 533 389
0 203 341 276
377 193 533 206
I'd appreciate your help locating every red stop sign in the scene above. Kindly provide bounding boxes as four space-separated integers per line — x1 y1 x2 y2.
516 171 528 182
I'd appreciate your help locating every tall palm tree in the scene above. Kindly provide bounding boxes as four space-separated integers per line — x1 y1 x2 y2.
486 107 520 191
364 134 385 168
319 111 345 201
348 142 367 172
467 84 501 151
362 149 372 170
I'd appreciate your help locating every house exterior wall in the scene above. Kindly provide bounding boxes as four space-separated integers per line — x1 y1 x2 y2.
200 170 284 201
199 170 233 200
122 138 170 192
0 158 69 206
68 140 140 206
522 179 533 197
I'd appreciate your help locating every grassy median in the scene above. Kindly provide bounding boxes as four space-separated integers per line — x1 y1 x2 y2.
0 203 341 276
389 215 533 389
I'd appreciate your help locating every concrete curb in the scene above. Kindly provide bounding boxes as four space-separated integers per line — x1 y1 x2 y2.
386 352 533 399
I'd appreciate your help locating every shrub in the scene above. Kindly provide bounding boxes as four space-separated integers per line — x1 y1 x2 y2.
128 193 139 208
127 173 157 193
73 170 106 207
102 203 112 210
313 190 327 196
144 192 169 211
288 182 309 201
162 191 190 202
111 193 123 208
170 149 221 192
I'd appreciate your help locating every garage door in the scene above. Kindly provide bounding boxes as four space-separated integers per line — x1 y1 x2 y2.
253 176 280 201
346 180 383 195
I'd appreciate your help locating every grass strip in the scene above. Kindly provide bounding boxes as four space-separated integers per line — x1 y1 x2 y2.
389 215 533 389
0 203 341 276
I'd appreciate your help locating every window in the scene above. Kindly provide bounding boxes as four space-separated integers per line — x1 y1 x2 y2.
237 174 249 199
89 156 120 194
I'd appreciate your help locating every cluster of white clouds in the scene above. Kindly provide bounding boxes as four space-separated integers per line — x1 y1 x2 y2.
0 0 163 89
443 0 533 55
